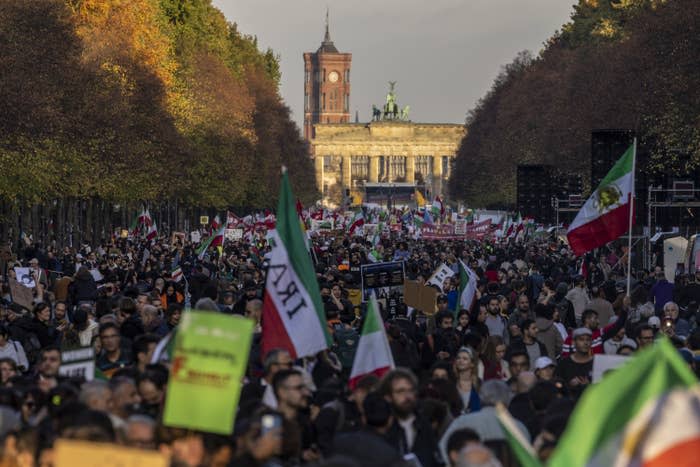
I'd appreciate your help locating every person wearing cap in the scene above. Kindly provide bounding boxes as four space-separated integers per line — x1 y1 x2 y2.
556 328 593 395
533 356 556 381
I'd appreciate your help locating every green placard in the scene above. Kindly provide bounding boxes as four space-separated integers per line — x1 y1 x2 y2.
163 311 253 434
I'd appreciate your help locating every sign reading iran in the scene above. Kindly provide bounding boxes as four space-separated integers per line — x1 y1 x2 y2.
262 168 331 359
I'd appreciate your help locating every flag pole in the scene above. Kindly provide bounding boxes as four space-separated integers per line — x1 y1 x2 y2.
626 138 637 296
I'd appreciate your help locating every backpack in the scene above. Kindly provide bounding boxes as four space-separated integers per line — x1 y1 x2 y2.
333 327 359 370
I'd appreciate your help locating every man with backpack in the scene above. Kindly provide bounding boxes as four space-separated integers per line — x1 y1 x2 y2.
333 311 359 378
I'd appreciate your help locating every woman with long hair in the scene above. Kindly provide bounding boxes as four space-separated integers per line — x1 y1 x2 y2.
481 335 511 381
453 347 481 414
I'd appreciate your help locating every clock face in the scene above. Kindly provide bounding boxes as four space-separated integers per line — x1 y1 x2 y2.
328 71 339 83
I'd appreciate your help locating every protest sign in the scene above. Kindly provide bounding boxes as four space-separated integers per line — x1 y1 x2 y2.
59 347 95 382
454 219 467 236
54 440 168 467
592 354 630 383
403 280 438 315
171 231 186 247
225 228 243 241
426 263 455 292
14 267 36 288
190 231 201 243
163 311 253 435
360 261 405 302
9 280 33 311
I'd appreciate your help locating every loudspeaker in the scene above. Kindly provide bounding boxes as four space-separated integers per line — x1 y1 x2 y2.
516 165 554 223
591 129 635 189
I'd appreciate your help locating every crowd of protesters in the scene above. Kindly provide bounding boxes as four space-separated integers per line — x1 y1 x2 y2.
0 226 697 467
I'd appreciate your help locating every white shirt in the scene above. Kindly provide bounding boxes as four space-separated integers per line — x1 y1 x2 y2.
398 414 417 451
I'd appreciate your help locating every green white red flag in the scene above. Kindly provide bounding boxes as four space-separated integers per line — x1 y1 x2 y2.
262 168 331 359
498 338 698 467
348 210 364 235
567 143 635 256
195 226 225 260
457 260 478 311
349 291 394 389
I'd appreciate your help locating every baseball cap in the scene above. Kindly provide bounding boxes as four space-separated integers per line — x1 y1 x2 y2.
648 316 661 329
572 327 593 339
534 356 555 371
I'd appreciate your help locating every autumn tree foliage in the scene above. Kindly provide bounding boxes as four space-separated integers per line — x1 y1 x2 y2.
0 0 317 211
449 0 700 208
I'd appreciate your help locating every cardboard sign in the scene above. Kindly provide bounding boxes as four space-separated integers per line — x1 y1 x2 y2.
59 347 95 382
403 280 438 315
163 311 253 435
9 280 34 311
14 267 36 288
54 440 168 467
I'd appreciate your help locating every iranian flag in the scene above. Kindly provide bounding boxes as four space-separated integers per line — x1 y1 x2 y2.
262 168 331 359
457 260 478 311
171 266 183 283
431 196 444 217
348 210 364 235
195 226 225 260
498 338 699 467
349 291 394 389
567 143 635 256
146 220 158 240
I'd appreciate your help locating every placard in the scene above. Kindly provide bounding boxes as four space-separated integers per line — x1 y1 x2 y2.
592 354 630 383
14 267 36 288
59 347 95 381
199 216 209 225
403 280 438 315
163 311 253 435
171 231 186 247
454 219 468 236
225 228 243 241
360 261 405 314
9 280 34 311
426 263 455 292
54 440 168 467
190 231 201 243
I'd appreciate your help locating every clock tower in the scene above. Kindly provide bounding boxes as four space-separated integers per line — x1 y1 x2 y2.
303 12 351 141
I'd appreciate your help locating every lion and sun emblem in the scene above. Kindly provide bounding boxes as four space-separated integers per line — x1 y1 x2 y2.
596 184 623 213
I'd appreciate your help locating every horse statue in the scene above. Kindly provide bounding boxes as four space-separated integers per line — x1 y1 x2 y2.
400 105 410 121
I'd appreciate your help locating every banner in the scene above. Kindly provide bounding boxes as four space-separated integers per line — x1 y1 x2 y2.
59 347 95 382
163 311 253 434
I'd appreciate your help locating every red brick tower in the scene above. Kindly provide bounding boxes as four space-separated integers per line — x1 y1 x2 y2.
303 11 351 141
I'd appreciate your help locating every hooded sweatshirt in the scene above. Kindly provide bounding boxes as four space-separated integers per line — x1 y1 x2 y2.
535 317 563 359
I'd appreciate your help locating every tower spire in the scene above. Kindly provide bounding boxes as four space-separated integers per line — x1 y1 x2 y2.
324 7 331 43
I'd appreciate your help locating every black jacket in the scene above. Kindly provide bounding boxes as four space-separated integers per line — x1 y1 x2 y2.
385 413 439 467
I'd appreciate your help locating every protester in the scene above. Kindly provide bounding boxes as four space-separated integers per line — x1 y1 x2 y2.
0 210 696 466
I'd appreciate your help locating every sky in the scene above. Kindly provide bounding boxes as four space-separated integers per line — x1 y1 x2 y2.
212 0 576 127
